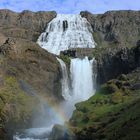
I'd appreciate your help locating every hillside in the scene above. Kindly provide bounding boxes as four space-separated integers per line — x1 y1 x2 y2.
70 68 140 140
0 9 139 139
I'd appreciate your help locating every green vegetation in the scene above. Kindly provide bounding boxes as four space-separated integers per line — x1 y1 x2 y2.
70 70 140 140
93 32 102 46
59 54 71 65
92 44 116 58
0 76 37 129
93 32 118 47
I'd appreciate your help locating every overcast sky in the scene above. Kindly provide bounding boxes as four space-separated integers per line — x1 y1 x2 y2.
0 0 140 14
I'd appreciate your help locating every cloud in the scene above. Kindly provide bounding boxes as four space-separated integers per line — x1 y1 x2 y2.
0 0 139 14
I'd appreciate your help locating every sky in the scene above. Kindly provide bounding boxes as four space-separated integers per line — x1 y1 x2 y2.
0 0 140 14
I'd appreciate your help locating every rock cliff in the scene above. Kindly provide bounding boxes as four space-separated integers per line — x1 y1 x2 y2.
96 44 140 85
80 10 140 86
81 10 140 48
0 9 56 44
0 10 62 139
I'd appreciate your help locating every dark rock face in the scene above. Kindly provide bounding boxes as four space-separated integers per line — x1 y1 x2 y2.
0 9 56 43
63 20 68 31
96 45 140 85
81 10 140 47
60 48 94 58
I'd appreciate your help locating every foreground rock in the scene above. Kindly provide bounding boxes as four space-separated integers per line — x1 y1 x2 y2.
49 124 75 140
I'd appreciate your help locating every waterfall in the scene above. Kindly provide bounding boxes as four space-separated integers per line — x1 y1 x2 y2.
57 57 95 102
56 58 70 100
14 14 96 140
70 57 95 102
37 14 96 55
58 57 96 119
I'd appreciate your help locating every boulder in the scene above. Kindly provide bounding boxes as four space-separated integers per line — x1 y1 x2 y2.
49 124 75 140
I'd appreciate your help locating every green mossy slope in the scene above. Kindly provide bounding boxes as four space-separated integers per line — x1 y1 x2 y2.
0 76 38 139
70 69 140 140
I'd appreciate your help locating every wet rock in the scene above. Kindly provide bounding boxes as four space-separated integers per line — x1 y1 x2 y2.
63 20 68 31
131 83 140 90
61 48 94 58
49 124 75 140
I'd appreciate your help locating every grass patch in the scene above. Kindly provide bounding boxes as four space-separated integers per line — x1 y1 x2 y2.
0 76 38 129
69 70 140 140
59 54 71 65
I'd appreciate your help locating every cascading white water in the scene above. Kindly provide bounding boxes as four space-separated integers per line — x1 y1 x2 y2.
70 57 95 101
37 14 96 55
57 57 95 105
59 57 96 119
56 58 71 100
14 14 96 140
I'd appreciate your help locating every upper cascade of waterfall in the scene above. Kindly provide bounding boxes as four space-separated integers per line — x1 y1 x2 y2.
37 14 96 55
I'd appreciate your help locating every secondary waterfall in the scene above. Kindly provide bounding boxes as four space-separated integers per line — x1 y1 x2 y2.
14 14 96 140
56 58 70 100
